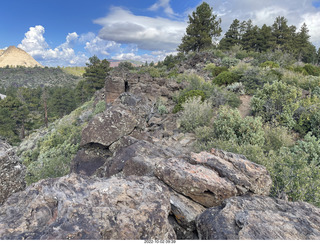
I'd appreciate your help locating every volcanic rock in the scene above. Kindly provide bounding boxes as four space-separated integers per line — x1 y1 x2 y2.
0 174 175 240
196 196 320 240
0 140 26 205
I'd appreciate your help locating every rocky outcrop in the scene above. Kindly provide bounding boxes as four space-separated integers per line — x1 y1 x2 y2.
94 136 181 178
196 195 320 240
154 149 272 208
104 70 185 104
80 106 139 147
191 149 272 196
0 174 175 240
0 140 26 205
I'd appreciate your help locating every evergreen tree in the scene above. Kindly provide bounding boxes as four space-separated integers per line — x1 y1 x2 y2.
219 19 241 50
258 24 276 52
317 48 320 65
178 2 222 53
75 55 111 103
241 22 260 51
295 23 315 62
0 96 29 142
271 16 292 50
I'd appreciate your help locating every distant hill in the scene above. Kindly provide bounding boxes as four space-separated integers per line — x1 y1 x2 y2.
0 46 43 68
0 66 81 89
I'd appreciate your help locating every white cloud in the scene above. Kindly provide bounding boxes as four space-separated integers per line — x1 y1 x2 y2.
112 49 178 63
82 33 121 56
149 0 175 16
94 6 187 51
18 25 49 59
301 11 320 47
18 25 88 66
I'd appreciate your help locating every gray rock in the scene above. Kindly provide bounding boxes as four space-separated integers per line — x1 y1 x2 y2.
196 196 320 240
0 174 176 240
191 148 272 196
155 149 272 208
80 106 138 148
155 157 237 207
0 140 26 205
95 137 181 178
70 145 110 176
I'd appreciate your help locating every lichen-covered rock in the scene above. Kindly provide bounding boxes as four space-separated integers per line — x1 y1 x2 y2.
155 157 237 207
0 140 26 205
191 148 272 195
196 196 320 240
0 174 175 240
155 149 272 208
95 137 181 178
80 106 138 147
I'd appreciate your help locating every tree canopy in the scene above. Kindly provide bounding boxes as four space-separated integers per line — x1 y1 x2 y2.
178 2 222 53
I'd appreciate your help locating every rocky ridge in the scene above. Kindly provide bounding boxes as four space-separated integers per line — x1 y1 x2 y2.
2 56 320 240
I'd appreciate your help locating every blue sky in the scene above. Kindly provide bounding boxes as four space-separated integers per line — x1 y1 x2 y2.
1 0 320 66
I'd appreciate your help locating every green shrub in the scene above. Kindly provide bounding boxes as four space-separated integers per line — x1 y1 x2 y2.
93 100 106 115
260 61 280 69
263 124 295 152
294 97 320 136
221 57 240 68
226 82 245 94
156 98 168 115
211 66 228 77
173 90 206 113
213 71 240 86
195 106 265 147
203 63 216 73
251 81 301 128
20 99 94 185
209 87 241 108
240 67 279 95
267 133 320 206
212 106 265 146
303 64 320 76
24 124 82 185
179 96 213 132
138 66 163 78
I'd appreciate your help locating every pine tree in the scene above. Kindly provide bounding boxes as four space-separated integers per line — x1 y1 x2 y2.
258 24 276 52
295 23 316 62
271 16 292 50
75 55 112 103
178 2 222 53
241 21 259 51
219 19 241 50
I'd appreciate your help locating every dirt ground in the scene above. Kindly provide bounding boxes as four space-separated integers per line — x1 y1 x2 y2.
239 95 252 118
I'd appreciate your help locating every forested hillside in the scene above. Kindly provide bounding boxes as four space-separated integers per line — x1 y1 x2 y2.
0 57 110 144
0 66 81 89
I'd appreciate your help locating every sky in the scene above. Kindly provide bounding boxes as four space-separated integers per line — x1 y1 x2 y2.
1 0 320 67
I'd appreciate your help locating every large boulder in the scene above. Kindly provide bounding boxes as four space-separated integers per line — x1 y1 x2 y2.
154 149 272 208
0 174 175 240
0 140 26 205
196 196 320 240
80 106 139 147
95 137 181 178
